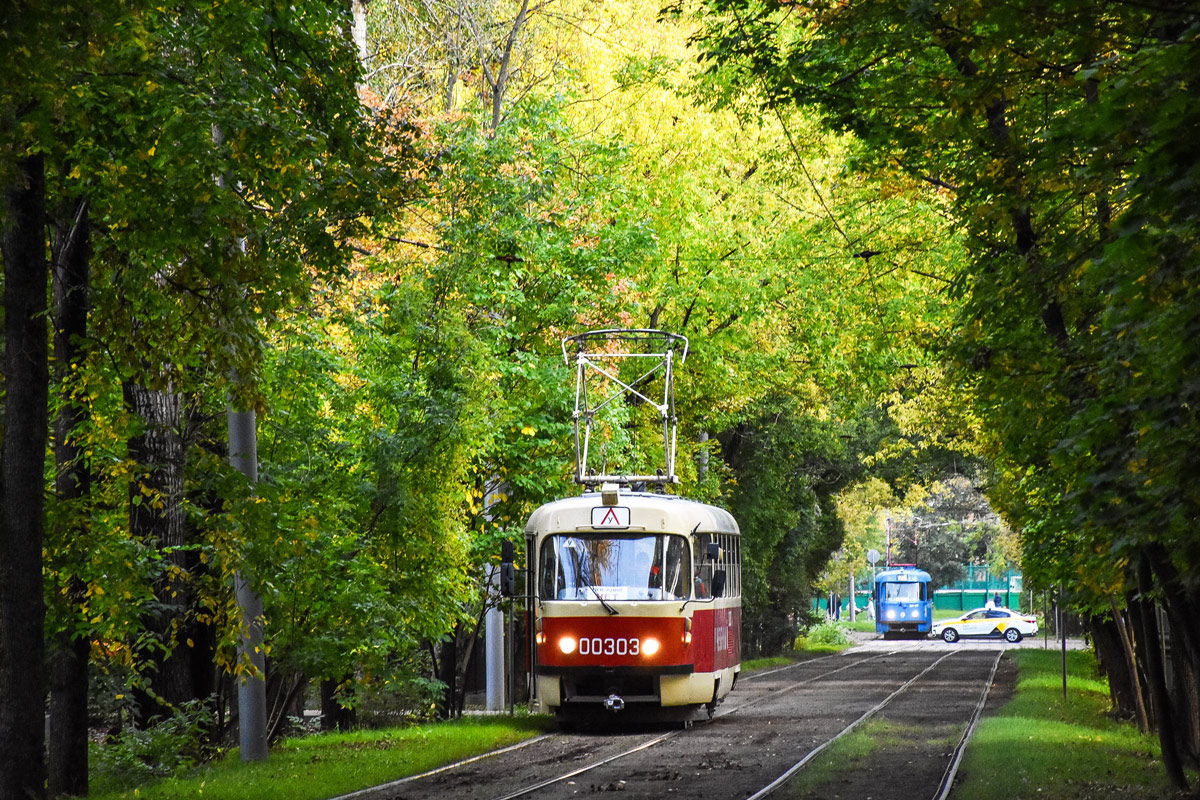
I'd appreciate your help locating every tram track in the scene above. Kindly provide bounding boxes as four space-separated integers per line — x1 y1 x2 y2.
934 649 1003 800
745 649 1003 800
344 646 1007 800
486 650 901 800
334 651 870 800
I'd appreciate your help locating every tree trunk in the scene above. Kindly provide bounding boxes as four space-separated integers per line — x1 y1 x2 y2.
266 667 307 742
1145 542 1200 766
1134 555 1190 791
48 195 92 798
1104 598 1149 731
351 0 370 65
1172 647 1200 777
489 0 529 130
433 634 459 719
47 632 90 798
320 676 357 732
1 151 51 800
124 380 192 722
454 605 489 717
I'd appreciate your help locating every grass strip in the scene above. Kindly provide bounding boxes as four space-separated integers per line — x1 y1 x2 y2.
744 643 851 674
954 648 1186 800
87 715 550 800
777 717 963 798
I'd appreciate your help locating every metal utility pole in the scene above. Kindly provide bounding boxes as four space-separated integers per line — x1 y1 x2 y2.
866 549 880 620
1059 585 1067 699
485 567 504 712
228 408 268 761
849 572 856 622
885 511 892 566
214 121 266 761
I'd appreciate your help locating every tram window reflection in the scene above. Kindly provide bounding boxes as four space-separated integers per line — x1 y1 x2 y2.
538 534 691 601
883 582 921 601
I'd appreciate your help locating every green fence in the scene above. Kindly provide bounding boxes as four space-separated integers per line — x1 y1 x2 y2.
813 568 1025 614
945 566 1023 592
934 588 1021 612
933 567 1024 611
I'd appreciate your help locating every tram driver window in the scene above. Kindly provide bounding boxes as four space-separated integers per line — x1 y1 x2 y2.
884 582 920 601
538 534 691 601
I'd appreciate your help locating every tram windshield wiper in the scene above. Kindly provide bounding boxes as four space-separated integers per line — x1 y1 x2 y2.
578 571 619 616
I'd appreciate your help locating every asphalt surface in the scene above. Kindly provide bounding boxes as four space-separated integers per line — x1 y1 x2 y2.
844 626 1089 652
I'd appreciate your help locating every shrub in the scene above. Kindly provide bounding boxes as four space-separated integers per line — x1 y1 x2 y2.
93 698 216 787
803 620 850 647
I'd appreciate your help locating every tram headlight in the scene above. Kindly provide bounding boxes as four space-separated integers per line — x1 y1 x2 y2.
558 636 577 655
886 609 897 620
642 637 661 656
683 618 693 646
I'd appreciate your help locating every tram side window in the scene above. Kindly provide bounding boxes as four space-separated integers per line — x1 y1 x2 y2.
692 533 739 599
716 533 740 598
693 535 713 599
716 534 728 595
727 536 740 597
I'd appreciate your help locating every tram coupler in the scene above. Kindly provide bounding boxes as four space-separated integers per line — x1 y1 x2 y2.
603 693 625 713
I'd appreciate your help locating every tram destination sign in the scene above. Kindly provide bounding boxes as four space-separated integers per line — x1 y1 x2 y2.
592 506 631 528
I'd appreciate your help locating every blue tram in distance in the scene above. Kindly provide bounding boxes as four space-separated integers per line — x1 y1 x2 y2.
873 567 933 638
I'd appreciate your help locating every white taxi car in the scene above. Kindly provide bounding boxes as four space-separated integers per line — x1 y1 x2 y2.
933 607 1039 643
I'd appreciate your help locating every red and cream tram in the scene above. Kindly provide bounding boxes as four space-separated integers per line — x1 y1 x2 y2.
526 485 741 725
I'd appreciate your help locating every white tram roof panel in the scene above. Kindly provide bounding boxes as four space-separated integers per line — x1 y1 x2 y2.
875 567 931 582
525 491 739 536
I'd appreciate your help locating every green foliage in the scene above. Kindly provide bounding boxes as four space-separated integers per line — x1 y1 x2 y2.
721 401 870 655
253 285 479 693
419 94 659 526
2 4 444 774
92 699 216 789
690 0 1199 597
889 475 1012 589
691 2 1200 783
88 716 550 800
802 619 849 647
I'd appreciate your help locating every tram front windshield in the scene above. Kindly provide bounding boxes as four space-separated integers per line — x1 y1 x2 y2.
882 582 923 601
539 534 691 601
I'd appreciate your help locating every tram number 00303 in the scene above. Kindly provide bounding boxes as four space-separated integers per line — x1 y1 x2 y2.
578 637 640 656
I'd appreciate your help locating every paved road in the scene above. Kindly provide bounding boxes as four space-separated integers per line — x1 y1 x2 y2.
845 629 1089 652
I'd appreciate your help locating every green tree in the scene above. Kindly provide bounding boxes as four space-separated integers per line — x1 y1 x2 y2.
691 0 1200 785
4 0 417 789
720 401 872 654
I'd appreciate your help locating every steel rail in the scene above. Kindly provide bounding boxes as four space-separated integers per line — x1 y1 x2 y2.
744 650 960 800
488 649 910 800
330 648 968 800
328 735 554 800
933 649 1003 800
490 730 678 800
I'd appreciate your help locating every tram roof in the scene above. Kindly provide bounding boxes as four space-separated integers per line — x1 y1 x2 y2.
524 491 739 537
874 566 931 582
